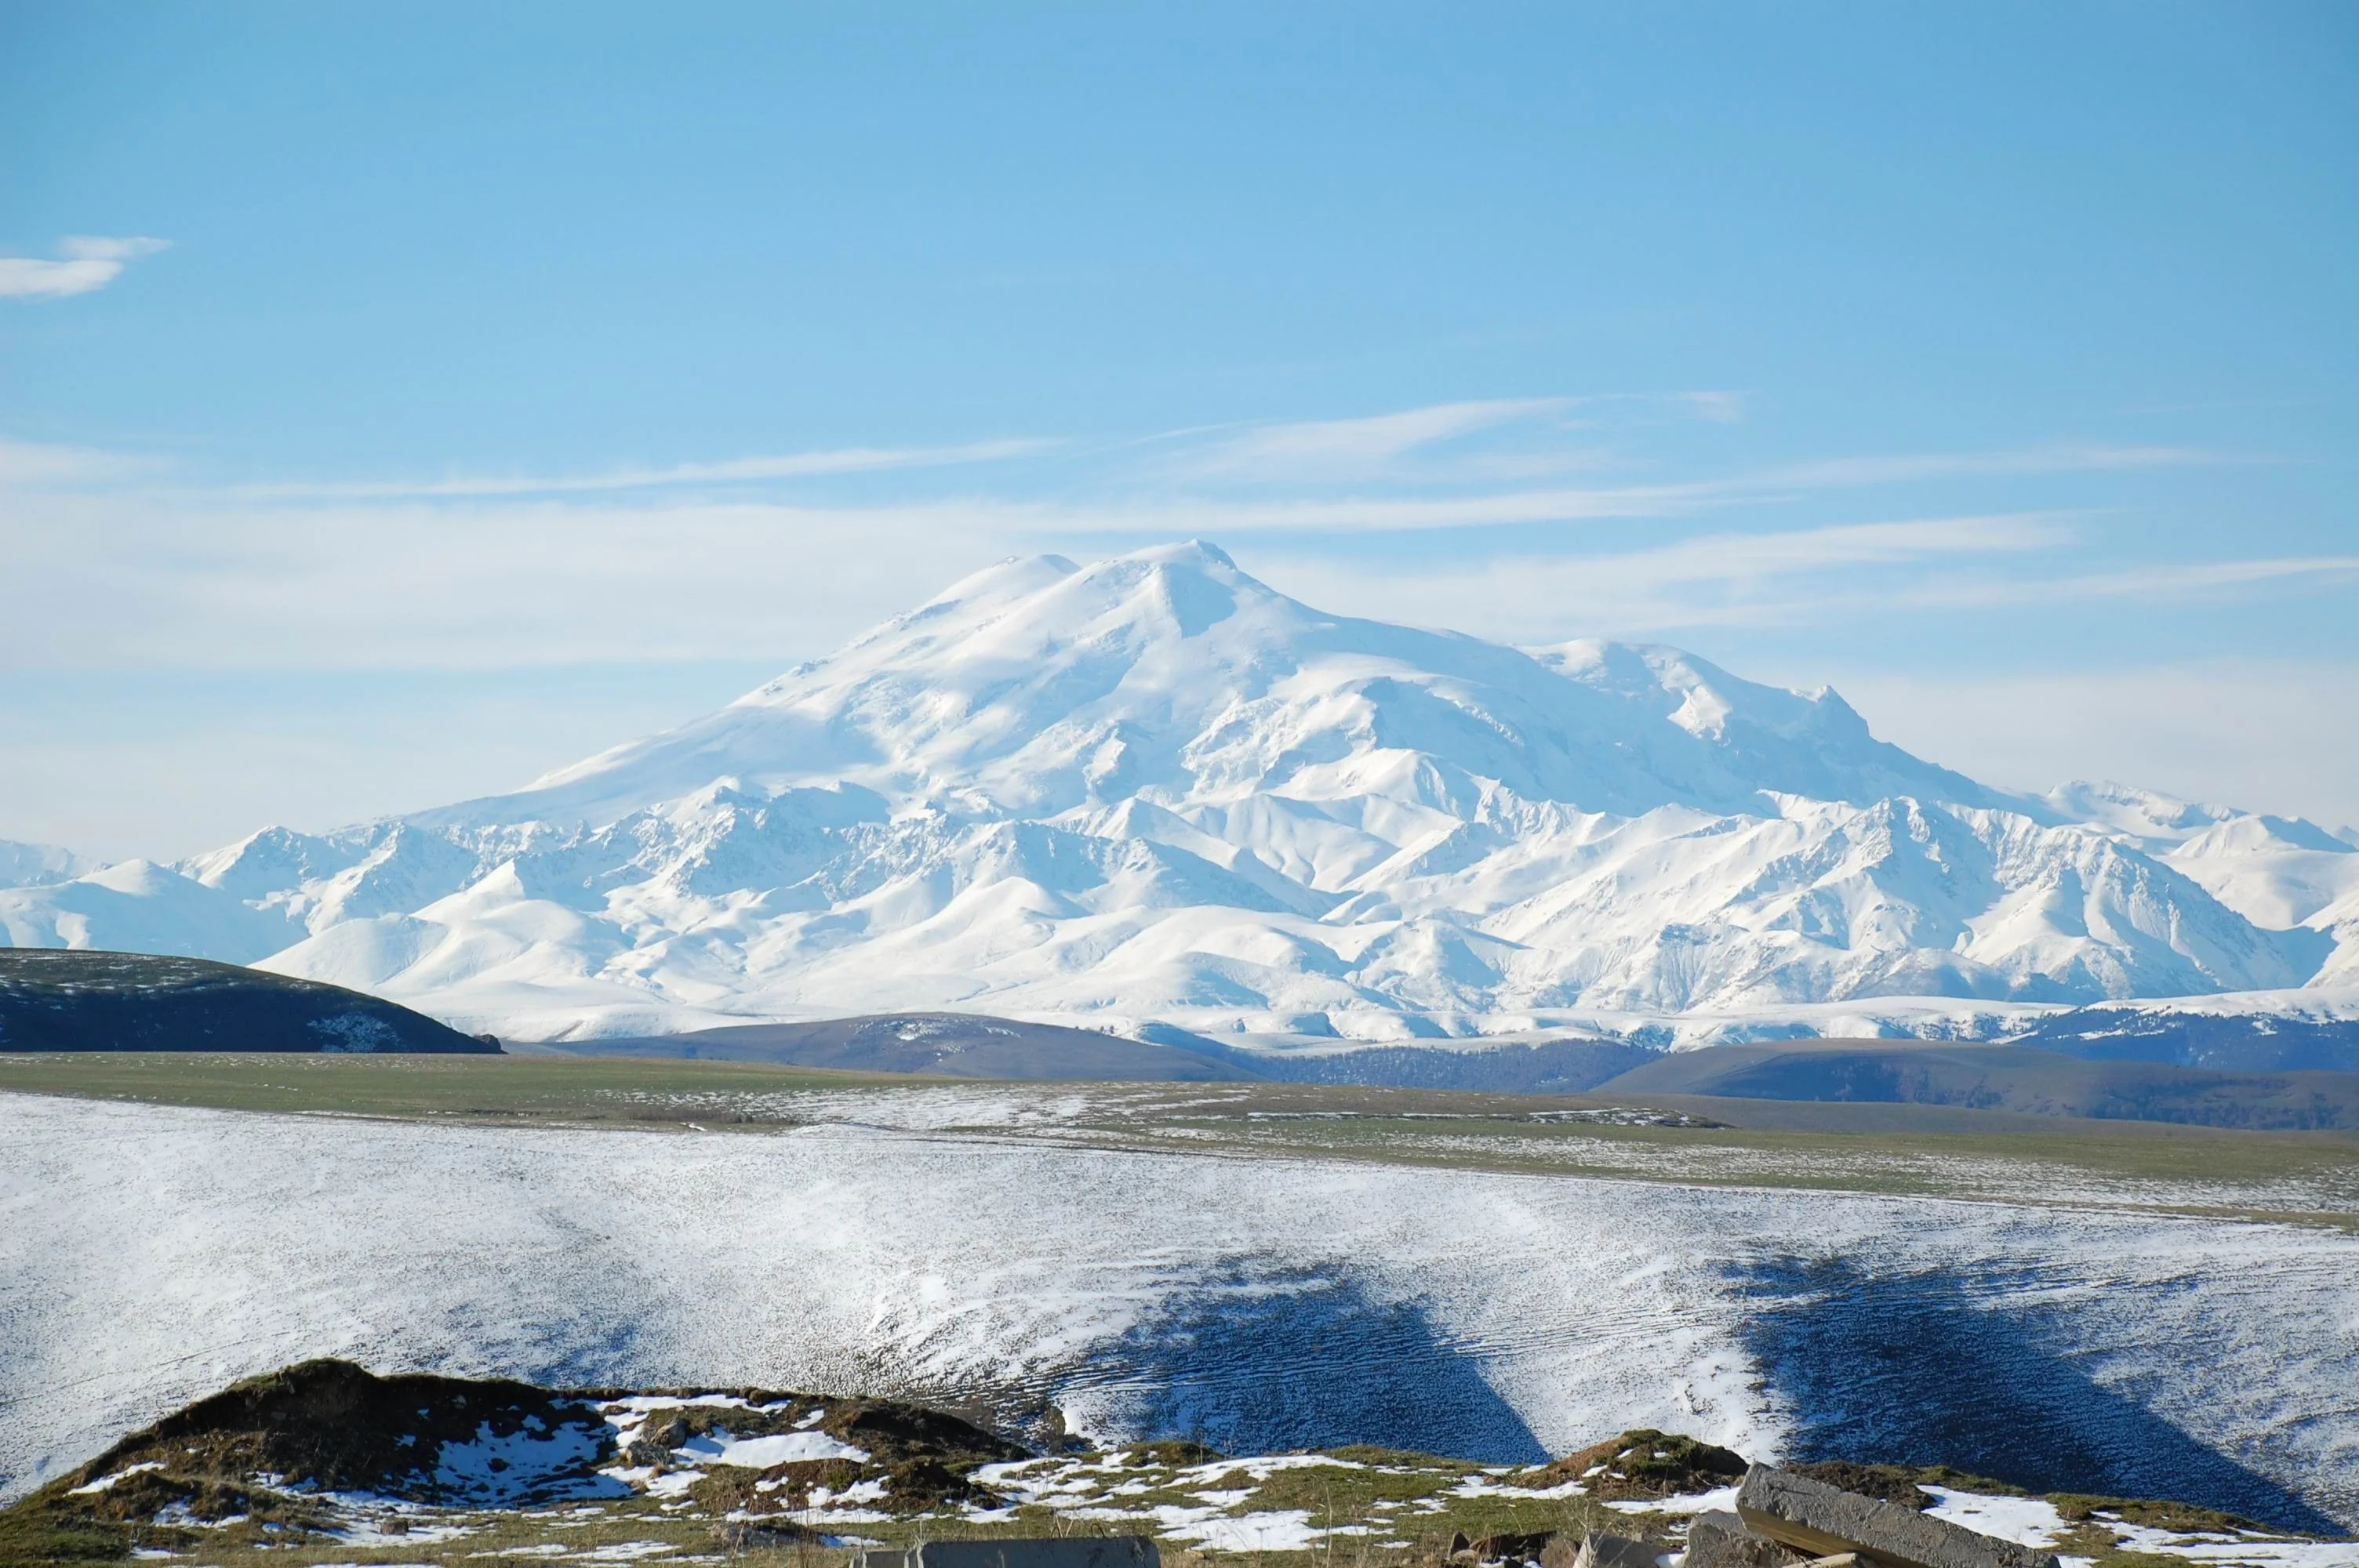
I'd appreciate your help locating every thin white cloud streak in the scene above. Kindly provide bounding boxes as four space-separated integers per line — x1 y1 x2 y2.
1263 516 2068 639
19 483 2326 677
1158 392 1743 485
1829 661 2359 829
1093 439 2228 534
0 236 169 299
0 414 2297 676
0 259 124 299
1262 524 2352 643
1758 442 2232 488
5 405 2226 534
1584 552 2359 630
231 437 1056 500
1885 554 2359 609
59 236 171 261
1085 482 1707 531
1681 391 1746 423
1175 397 1575 481
0 436 154 485
0 491 1031 671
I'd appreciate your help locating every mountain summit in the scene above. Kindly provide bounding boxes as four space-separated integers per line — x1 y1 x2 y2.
6 544 2348 1039
435 540 1992 832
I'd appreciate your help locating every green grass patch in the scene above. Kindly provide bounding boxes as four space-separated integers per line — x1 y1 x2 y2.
0 1050 907 1126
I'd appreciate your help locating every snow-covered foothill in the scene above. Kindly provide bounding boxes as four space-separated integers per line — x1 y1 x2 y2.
0 858 301 964
5 1091 2357 1530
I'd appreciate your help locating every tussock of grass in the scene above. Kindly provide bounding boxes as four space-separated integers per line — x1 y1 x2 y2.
2052 1494 2274 1535
1512 1429 1746 1501
5 1362 2351 1568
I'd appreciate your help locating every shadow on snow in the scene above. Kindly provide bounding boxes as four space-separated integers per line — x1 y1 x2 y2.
1060 1265 1546 1465
1729 1256 2343 1537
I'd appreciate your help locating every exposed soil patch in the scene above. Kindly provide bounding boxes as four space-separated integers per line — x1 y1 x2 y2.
1512 1428 1748 1500
1787 1461 1936 1509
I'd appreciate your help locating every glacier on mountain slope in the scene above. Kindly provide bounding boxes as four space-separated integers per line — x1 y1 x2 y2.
10 543 2354 1040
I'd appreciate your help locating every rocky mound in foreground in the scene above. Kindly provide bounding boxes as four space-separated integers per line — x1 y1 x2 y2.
0 949 498 1052
3 1360 2343 1567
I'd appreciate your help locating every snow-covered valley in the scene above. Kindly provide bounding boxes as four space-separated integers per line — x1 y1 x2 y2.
4 1089 2356 1533
3 543 2355 1042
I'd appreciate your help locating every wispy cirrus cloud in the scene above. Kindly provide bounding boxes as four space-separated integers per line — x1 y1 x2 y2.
1259 515 2351 641
1154 393 1743 485
0 399 2310 677
0 435 158 486
0 236 171 299
1884 553 2359 609
17 396 2229 538
1262 514 2073 637
1063 437 2228 535
231 437 1056 501
1168 397 1580 482
1757 442 2230 488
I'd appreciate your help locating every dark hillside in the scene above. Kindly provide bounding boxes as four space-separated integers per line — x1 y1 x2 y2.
2010 1007 2359 1072
1595 1040 2359 1129
552 1015 1655 1088
0 949 496 1053
551 1011 1262 1080
1236 1036 1660 1094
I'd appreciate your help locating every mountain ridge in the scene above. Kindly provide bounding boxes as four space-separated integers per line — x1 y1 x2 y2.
3 542 2350 1040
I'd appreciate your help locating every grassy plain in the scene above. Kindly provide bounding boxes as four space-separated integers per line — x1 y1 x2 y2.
0 1049 905 1122
5 1050 2356 1225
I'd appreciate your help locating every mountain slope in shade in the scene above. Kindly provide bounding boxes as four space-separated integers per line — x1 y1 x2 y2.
5 543 2348 1039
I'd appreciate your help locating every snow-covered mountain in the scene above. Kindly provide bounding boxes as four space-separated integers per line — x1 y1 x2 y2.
0 839 90 890
8 543 2353 1040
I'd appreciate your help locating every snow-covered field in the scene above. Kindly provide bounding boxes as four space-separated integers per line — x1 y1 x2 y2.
5 1090 2355 1534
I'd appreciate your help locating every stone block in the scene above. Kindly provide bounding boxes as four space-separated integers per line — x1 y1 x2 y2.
1735 1465 2058 1568
1570 1530 1669 1568
1685 1509 1799 1568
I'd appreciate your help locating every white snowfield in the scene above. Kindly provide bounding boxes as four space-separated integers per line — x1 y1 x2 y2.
5 542 2357 1040
3 1091 2357 1530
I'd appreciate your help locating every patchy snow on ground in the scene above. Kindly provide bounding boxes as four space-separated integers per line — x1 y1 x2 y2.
674 1430 867 1468
1921 1487 2071 1547
2100 1530 2359 1567
1604 1486 1739 1515
434 1420 627 1505
1165 1508 1325 1552
4 1090 2357 1535
65 1461 164 1496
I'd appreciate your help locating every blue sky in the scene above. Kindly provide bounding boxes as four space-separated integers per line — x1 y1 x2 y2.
3 2 2355 857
